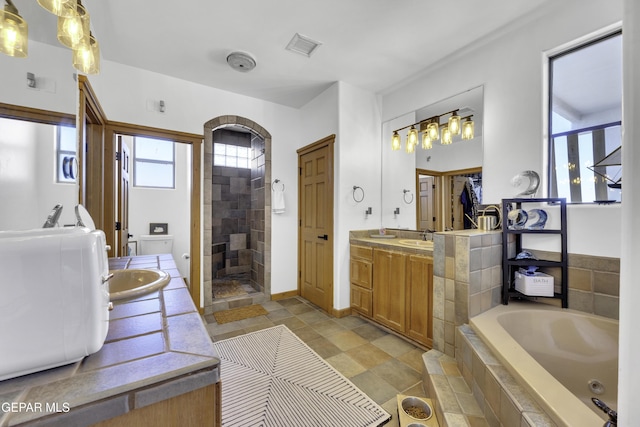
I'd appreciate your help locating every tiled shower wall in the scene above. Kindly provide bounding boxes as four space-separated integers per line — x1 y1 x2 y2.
211 129 252 279
203 116 272 314
250 134 266 292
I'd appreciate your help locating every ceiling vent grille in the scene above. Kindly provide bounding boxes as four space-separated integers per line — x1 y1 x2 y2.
285 33 322 57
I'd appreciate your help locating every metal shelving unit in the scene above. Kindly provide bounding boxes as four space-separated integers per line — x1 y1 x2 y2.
501 198 568 308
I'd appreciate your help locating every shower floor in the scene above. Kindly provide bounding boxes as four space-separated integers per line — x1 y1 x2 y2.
212 272 258 299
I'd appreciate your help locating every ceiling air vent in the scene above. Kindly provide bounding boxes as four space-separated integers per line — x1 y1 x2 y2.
285 33 322 57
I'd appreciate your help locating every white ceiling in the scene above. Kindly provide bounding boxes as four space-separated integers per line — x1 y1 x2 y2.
20 0 558 108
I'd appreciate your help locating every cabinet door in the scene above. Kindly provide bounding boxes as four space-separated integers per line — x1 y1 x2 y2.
406 255 434 347
350 286 373 317
373 249 407 332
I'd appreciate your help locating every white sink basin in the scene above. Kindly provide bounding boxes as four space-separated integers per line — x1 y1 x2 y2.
108 269 170 301
397 239 434 249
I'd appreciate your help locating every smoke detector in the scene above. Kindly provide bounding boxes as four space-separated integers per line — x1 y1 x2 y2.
226 52 257 72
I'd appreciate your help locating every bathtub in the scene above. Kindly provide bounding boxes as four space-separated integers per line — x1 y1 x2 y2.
470 301 618 427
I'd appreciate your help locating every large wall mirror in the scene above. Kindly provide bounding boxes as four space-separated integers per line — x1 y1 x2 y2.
0 106 78 231
381 86 484 231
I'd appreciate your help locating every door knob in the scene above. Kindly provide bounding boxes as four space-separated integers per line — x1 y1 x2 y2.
127 233 133 238
317 234 328 240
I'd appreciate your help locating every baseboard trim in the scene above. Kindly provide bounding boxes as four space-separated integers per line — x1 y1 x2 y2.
271 290 299 301
332 307 352 318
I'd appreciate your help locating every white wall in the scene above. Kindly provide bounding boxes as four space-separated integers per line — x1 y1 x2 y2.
381 0 623 258
335 82 382 310
0 118 77 230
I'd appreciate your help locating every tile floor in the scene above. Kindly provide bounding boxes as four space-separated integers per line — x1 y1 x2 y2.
203 296 429 427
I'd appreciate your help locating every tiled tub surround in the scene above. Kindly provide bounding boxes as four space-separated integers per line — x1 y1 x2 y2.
504 234 620 319
469 302 616 426
0 254 220 427
423 329 557 427
432 230 503 357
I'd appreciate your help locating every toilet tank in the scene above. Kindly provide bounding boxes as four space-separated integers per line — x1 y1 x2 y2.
139 234 174 255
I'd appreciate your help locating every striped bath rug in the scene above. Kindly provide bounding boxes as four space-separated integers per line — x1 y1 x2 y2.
213 325 391 427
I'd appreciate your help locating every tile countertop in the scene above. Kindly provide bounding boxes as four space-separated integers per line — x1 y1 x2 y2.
349 229 435 254
0 254 220 427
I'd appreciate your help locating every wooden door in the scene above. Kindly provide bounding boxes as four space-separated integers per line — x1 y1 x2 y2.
372 249 407 332
117 136 131 256
451 176 467 230
418 176 434 231
298 136 334 313
406 254 434 347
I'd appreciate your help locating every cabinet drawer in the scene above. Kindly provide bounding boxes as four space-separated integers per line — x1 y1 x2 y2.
350 286 372 317
350 258 373 289
350 245 373 261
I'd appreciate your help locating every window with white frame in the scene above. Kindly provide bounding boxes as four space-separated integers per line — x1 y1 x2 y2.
213 143 250 169
548 31 622 203
56 125 77 183
133 136 175 188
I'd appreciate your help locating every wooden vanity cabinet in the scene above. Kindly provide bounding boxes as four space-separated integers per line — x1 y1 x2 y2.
350 244 434 348
350 245 374 316
372 248 407 332
406 254 434 347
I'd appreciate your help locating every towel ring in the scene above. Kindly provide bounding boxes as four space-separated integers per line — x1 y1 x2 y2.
352 186 365 203
272 179 285 192
403 189 414 204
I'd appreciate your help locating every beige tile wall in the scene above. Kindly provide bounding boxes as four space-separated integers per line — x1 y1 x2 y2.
432 230 503 357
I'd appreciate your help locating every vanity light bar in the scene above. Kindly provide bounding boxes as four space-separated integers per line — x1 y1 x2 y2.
392 113 474 151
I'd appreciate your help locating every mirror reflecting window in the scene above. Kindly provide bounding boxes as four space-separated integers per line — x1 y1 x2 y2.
549 31 622 203
56 125 77 183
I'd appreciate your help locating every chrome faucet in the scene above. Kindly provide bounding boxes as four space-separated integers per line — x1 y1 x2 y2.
592 398 617 427
421 229 435 240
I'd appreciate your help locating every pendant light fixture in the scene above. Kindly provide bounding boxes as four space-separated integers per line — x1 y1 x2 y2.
461 117 475 140
0 0 28 58
421 131 432 150
73 32 100 74
441 126 453 145
391 131 401 151
448 111 461 135
37 0 77 17
426 120 439 141
57 0 89 49
405 126 418 153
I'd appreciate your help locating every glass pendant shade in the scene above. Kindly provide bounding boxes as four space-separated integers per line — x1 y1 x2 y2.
391 131 401 151
427 121 439 141
73 33 100 74
421 132 432 150
38 0 77 18
405 138 415 153
448 112 461 135
441 126 452 145
461 119 475 140
0 5 27 58
407 126 418 148
57 2 89 49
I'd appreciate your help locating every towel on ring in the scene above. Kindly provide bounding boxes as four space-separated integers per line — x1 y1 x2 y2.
273 187 285 214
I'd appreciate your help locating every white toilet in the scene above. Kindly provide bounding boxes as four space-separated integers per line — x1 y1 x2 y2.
139 234 174 255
